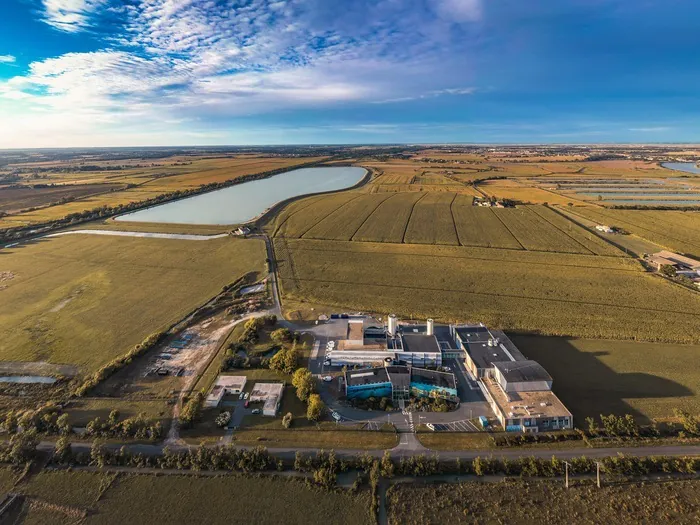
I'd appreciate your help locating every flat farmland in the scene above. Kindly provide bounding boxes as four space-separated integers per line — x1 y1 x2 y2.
302 193 394 241
0 235 265 375
512 335 700 422
387 479 700 525
274 238 700 343
568 207 700 255
0 183 125 213
493 207 594 253
272 192 361 237
403 192 459 245
478 179 586 205
451 195 521 249
352 192 425 242
527 205 625 256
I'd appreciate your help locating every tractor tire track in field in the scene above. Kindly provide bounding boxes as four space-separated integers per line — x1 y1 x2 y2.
401 192 429 244
488 207 526 250
291 277 700 318
349 193 399 241
298 193 364 238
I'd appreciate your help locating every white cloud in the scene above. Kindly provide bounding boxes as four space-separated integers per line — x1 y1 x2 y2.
40 0 105 32
628 127 670 132
0 55 16 64
434 0 483 23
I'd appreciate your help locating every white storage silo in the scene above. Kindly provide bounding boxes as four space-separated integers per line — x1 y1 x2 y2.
387 314 398 337
426 318 434 336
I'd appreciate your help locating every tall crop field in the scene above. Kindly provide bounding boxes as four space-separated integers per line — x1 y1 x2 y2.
403 192 459 245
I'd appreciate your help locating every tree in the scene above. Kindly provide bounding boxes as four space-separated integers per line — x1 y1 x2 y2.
7 429 39 465
282 412 293 429
270 328 293 344
380 450 394 478
307 394 325 422
660 264 678 278
292 368 316 402
215 412 231 428
54 435 72 464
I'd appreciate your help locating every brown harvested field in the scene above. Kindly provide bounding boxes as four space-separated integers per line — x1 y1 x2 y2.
0 183 125 213
387 479 700 525
272 192 361 238
403 192 459 245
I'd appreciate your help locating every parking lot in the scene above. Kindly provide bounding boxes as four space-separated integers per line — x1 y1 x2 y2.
427 419 481 432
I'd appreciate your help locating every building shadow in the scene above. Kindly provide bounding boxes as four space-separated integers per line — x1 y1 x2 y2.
508 334 694 426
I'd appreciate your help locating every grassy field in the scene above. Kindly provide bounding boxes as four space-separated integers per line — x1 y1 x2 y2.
274 238 700 343
387 479 700 524
352 192 425 243
0 235 265 376
567 207 700 256
8 469 373 525
512 335 700 422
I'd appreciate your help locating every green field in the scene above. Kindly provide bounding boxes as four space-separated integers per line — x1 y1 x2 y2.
7 469 372 525
387 479 700 524
0 235 265 376
274 238 700 343
85 473 373 525
568 207 700 255
512 335 700 422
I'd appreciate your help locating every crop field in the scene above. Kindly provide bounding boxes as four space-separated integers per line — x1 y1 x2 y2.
478 179 586 205
452 196 522 249
492 207 596 253
567 207 700 255
303 193 394 241
526 206 625 256
352 193 425 243
274 238 700 343
0 235 265 375
0 156 322 228
404 192 459 245
272 192 361 237
84 473 373 525
0 184 126 214
387 479 700 524
7 470 372 525
512 335 700 422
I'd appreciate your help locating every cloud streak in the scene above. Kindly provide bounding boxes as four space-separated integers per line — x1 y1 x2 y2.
0 55 16 64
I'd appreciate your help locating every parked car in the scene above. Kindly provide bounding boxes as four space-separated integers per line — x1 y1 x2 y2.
324 360 332 366
244 392 249 400
331 411 342 421
251 409 261 415
244 400 249 408
239 392 245 400
322 376 333 382
426 423 436 431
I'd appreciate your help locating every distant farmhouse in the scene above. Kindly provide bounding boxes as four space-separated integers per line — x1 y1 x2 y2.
646 250 700 287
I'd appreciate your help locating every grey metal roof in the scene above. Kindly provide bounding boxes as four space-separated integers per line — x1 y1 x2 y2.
345 368 390 387
400 334 441 355
493 360 552 383
385 366 410 389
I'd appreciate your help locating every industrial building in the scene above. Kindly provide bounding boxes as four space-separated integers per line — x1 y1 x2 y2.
451 324 573 432
326 315 443 368
249 382 284 416
204 375 247 408
344 365 458 403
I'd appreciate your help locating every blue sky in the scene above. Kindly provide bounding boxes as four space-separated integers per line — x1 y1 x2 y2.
0 0 699 147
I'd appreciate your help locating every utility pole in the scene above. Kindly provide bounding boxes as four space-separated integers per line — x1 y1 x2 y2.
596 461 601 488
563 461 570 489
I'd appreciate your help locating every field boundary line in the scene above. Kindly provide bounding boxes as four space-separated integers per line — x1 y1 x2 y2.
290 277 700 317
348 193 398 242
526 206 596 255
401 192 429 244
488 208 525 250
299 193 364 239
547 206 630 257
448 192 461 246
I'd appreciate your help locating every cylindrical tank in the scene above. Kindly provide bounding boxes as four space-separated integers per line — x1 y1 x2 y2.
426 318 434 336
387 314 398 337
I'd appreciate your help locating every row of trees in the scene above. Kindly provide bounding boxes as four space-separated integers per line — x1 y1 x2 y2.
291 368 325 421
